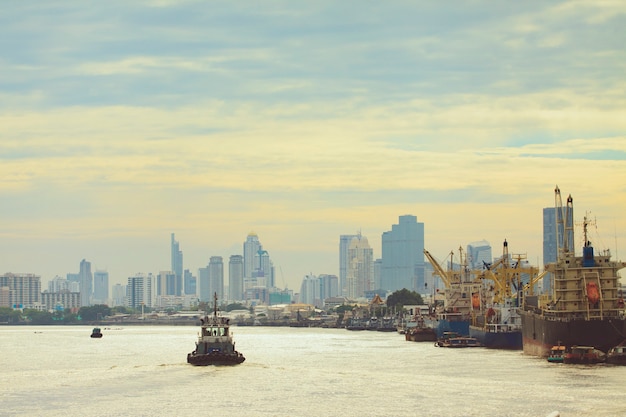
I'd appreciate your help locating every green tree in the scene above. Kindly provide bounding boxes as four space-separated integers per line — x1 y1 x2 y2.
0 307 23 324
225 303 247 312
23 309 54 325
386 289 424 311
78 305 112 322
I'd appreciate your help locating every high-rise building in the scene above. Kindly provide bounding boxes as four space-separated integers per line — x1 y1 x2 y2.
183 269 196 296
380 215 425 292
208 256 224 300
111 284 127 307
93 270 109 305
126 273 153 309
339 234 358 296
156 271 177 296
171 233 183 289
198 267 210 302
243 233 261 281
79 259 93 307
299 274 321 307
346 233 374 299
542 204 574 294
0 273 41 309
229 255 244 301
467 240 492 270
254 249 274 288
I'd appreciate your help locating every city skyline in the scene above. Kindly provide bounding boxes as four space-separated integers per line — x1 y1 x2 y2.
2 2 625 291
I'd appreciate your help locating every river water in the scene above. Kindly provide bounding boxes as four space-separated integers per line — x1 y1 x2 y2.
1 325 624 417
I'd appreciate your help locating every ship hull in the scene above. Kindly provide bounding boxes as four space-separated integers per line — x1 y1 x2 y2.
469 326 522 350
520 310 626 357
424 317 469 338
187 352 245 366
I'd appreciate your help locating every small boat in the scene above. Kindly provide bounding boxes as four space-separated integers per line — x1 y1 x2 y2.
606 341 626 365
90 328 103 338
436 335 482 348
563 345 606 364
405 315 437 342
187 293 245 366
547 343 566 363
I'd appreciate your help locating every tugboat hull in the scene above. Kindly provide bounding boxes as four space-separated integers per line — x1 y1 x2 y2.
187 352 245 366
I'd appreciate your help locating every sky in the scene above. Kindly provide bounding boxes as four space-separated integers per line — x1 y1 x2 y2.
2 1 625 291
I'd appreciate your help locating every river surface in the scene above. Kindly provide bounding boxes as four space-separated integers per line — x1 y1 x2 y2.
1 325 624 417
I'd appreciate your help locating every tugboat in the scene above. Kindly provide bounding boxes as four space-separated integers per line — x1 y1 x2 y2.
90 327 103 338
187 293 245 366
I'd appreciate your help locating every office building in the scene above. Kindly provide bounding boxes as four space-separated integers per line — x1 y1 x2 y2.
229 255 244 301
157 271 178 296
243 233 261 281
171 233 183 290
0 273 42 309
208 256 224 300
111 284 127 307
346 233 374 299
126 273 153 309
79 259 93 307
93 270 109 305
339 234 358 296
380 215 425 292
183 269 196 296
467 240 492 270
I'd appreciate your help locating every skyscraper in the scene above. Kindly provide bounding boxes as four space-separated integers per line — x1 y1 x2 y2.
339 234 358 296
229 255 244 301
93 269 109 305
156 271 177 296
126 273 153 309
346 233 374 299
208 256 224 300
183 269 196 296
171 233 183 290
243 232 261 281
467 240 492 270
79 259 93 307
380 215 425 292
542 204 574 294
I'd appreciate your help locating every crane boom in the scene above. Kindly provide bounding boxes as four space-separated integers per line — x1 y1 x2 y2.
423 249 452 288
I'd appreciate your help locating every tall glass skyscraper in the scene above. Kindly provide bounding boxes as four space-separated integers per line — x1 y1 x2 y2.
339 234 358 296
466 240 492 270
380 215 425 292
79 259 92 307
170 233 183 290
243 233 261 281
229 255 244 301
346 233 374 298
93 270 109 305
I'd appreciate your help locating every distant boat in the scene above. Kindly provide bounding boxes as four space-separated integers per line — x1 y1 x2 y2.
547 343 566 363
187 293 245 366
90 328 103 338
436 335 482 348
563 345 606 364
405 315 437 342
606 341 626 365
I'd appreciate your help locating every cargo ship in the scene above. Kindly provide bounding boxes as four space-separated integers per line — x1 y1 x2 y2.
520 187 626 357
470 240 544 350
423 248 482 337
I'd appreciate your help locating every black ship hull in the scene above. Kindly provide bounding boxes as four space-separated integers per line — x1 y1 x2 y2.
520 310 626 357
187 351 245 366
